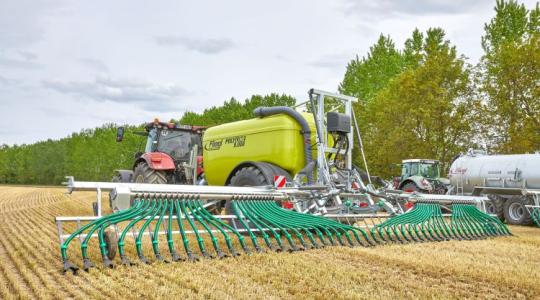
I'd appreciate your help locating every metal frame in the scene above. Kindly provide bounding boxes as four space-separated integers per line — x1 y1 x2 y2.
56 177 490 249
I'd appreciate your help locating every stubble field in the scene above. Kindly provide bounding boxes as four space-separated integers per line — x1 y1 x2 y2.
0 185 539 299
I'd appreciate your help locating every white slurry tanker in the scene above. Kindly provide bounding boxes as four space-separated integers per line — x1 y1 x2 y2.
449 150 540 225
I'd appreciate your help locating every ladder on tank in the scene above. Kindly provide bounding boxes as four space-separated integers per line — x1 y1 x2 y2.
455 174 465 195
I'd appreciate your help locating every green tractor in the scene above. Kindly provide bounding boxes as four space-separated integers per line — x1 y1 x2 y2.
394 159 450 194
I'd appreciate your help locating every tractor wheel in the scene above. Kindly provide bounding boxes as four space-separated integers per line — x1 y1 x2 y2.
503 196 533 226
486 195 505 221
402 182 419 193
226 166 270 229
133 162 168 184
104 229 118 260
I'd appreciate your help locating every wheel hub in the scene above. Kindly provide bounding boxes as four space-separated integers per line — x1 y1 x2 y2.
508 202 525 221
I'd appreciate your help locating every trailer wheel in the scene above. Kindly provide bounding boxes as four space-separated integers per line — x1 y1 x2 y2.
133 162 167 184
226 166 269 229
503 197 532 225
486 195 505 221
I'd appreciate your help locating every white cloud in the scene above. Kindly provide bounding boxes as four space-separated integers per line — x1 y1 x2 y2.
1 0 538 145
42 76 189 111
0 49 42 69
78 58 109 73
154 36 235 54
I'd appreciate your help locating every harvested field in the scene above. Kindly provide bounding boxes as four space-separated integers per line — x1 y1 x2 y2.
0 185 539 299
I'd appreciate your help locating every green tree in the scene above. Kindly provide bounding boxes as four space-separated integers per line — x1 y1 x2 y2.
479 0 540 152
343 28 478 177
339 34 407 102
180 93 295 126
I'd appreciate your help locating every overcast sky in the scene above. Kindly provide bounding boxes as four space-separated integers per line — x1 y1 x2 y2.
0 0 537 145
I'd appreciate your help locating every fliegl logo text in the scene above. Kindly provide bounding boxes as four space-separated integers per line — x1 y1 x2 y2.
204 139 223 151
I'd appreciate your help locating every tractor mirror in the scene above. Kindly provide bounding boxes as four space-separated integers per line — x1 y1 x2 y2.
116 127 125 142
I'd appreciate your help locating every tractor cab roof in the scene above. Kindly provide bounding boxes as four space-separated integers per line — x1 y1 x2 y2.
402 159 439 164
144 119 206 134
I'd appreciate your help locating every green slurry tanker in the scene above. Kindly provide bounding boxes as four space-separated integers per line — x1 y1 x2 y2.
55 89 510 274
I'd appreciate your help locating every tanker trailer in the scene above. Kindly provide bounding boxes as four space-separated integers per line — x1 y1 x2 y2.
448 150 540 225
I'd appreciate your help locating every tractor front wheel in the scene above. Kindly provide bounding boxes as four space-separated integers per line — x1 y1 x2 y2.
133 162 168 184
402 182 419 193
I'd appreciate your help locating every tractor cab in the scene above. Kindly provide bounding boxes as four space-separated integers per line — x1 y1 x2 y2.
142 119 203 162
401 159 440 180
113 119 205 185
395 159 449 194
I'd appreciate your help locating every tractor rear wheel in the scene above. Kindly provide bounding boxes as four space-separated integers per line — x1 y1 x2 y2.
504 196 533 225
133 162 168 184
226 166 270 229
486 195 505 221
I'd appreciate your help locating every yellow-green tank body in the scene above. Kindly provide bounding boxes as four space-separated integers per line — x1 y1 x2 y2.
203 113 317 186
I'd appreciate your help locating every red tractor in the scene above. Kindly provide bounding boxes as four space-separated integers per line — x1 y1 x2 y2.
113 119 205 185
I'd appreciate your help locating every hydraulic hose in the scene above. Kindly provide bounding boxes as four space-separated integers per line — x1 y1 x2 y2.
253 106 313 184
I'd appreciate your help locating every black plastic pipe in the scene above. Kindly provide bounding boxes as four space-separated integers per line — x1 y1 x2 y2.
253 106 313 184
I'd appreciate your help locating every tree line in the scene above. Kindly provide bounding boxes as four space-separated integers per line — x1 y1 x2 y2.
0 95 295 184
0 0 538 184
340 0 539 177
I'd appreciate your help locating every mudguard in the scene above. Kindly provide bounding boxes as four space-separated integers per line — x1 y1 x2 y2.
400 175 433 191
135 152 176 171
225 161 292 185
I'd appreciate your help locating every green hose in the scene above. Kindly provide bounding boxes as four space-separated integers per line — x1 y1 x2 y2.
193 200 246 255
96 200 148 267
247 200 301 251
117 199 156 265
151 199 169 261
231 200 263 252
135 199 163 264
186 199 223 258
174 199 197 261
60 197 515 274
236 200 283 251
533 208 540 228
180 199 210 258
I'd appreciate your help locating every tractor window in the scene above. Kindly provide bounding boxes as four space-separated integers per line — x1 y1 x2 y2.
145 128 158 152
419 163 439 178
157 130 194 161
401 164 409 178
409 163 419 176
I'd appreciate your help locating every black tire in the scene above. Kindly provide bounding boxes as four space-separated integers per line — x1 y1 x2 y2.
104 229 118 260
402 182 419 192
503 196 532 225
226 166 270 229
486 195 505 221
133 162 168 184
229 166 269 186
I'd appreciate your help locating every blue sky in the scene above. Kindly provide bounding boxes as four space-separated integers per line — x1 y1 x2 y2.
0 0 537 145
